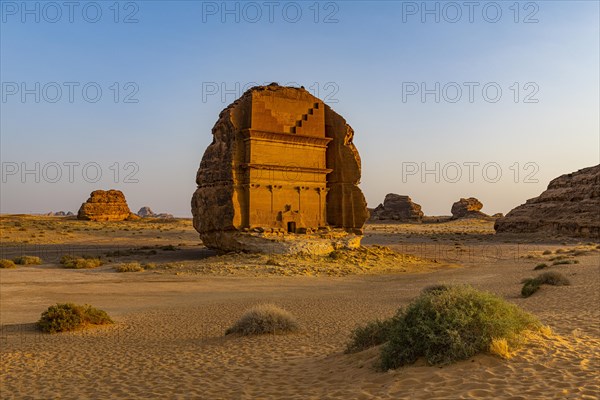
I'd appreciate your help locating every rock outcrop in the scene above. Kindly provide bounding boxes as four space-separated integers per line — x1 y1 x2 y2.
137 206 174 219
77 190 134 221
451 197 486 219
370 194 424 222
495 165 600 238
137 206 154 217
191 84 368 253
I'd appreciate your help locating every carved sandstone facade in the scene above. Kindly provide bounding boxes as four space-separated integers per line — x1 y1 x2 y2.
191 84 368 252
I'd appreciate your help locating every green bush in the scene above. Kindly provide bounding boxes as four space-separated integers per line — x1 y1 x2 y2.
533 263 548 270
60 255 103 269
346 286 541 369
521 271 570 298
521 279 541 297
13 255 42 265
0 259 17 269
36 303 113 333
225 304 300 336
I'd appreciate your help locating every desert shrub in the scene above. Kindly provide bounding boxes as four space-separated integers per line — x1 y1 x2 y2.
0 259 17 269
60 255 103 269
13 255 42 265
521 272 570 298
345 318 398 354
572 250 588 256
521 279 541 297
552 259 578 266
160 245 178 251
141 262 157 270
114 262 144 272
549 256 567 261
536 271 570 286
542 250 552 255
534 263 548 270
347 286 541 370
36 303 113 333
225 304 300 336
555 248 566 254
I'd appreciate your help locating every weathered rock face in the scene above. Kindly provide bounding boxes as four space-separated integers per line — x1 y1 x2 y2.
77 190 133 221
495 165 600 238
370 194 424 222
451 197 485 219
191 84 368 253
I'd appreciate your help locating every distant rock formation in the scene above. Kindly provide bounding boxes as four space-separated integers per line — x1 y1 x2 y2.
451 197 487 219
491 213 504 218
191 84 368 254
77 190 134 221
44 211 74 217
137 206 154 217
137 206 174 219
370 194 424 222
495 165 600 238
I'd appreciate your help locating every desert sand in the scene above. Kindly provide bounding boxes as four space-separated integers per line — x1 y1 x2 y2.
1 215 599 399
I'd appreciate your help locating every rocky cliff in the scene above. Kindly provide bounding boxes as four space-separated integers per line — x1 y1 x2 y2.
494 165 600 238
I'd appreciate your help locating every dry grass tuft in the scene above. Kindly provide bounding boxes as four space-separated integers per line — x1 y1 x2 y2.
114 262 144 272
489 338 512 359
225 304 300 336
60 255 103 269
521 271 570 297
13 255 42 265
0 259 17 269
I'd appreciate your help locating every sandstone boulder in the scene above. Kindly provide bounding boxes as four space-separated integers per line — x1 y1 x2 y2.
191 84 368 253
370 194 424 222
495 165 600 238
451 197 486 219
77 190 134 221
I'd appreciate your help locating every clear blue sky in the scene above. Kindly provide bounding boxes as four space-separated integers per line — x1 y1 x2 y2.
1 1 599 216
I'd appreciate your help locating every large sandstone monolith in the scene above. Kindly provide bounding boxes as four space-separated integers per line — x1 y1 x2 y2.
451 197 486 219
370 194 424 222
191 83 368 254
77 190 134 221
495 165 600 238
